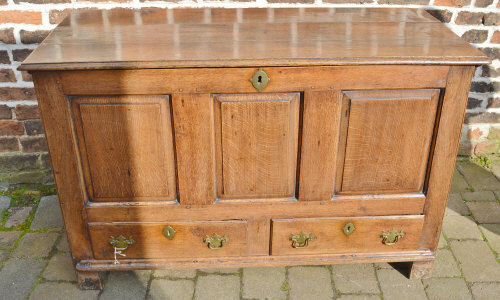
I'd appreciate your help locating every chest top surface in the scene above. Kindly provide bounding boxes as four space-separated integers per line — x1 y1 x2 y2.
19 7 489 71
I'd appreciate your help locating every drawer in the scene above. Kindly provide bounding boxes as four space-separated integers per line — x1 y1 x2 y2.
271 216 424 256
89 220 247 260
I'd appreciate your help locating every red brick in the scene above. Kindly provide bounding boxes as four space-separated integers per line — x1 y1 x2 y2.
0 50 10 64
475 0 493 7
15 105 40 120
487 97 500 108
0 28 15 44
0 105 12 119
455 12 484 24
0 0 6 5
14 0 70 3
49 9 71 24
0 11 42 25
24 120 43 135
434 0 470 7
492 32 500 44
0 69 15 82
468 128 484 139
323 0 374 3
21 137 47 152
0 88 36 101
20 30 50 44
21 71 32 82
0 137 19 152
268 0 313 3
462 30 489 43
480 47 500 60
12 49 33 62
0 121 24 135
379 0 428 3
426 9 453 23
483 13 500 26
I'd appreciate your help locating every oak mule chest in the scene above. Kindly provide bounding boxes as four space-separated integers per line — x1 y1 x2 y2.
19 7 489 289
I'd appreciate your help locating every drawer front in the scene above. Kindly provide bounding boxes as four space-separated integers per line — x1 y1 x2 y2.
271 216 424 256
89 220 247 260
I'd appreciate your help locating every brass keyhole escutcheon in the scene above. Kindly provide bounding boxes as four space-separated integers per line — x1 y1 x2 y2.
203 233 229 250
162 225 176 240
380 228 405 245
290 232 316 248
342 222 356 236
249 68 270 92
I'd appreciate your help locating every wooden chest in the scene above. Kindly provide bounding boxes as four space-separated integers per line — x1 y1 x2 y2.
19 8 489 289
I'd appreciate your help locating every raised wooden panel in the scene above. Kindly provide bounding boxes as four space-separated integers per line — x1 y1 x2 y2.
271 215 424 256
337 89 440 194
71 95 176 202
214 93 300 199
89 220 247 259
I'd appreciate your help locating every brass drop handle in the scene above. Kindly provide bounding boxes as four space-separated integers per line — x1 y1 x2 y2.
162 225 176 240
109 235 135 264
203 233 229 250
290 231 316 248
380 228 405 245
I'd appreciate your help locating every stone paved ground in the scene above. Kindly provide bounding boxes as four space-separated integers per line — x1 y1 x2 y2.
0 159 499 299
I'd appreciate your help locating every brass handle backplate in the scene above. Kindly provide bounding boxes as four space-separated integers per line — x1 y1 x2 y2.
109 235 135 251
290 231 316 248
380 228 405 245
203 233 229 250
342 222 356 236
249 68 270 92
162 225 176 240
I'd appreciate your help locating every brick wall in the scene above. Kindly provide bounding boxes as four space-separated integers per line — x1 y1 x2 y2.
0 0 499 187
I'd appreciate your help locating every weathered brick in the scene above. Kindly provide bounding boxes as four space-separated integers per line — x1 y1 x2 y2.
475 0 493 7
465 112 500 123
0 11 43 25
323 0 374 3
0 121 24 135
21 137 47 152
483 13 500 25
468 127 485 140
15 105 39 120
49 9 71 24
378 0 428 4
14 0 70 3
470 81 494 93
12 49 33 62
0 0 6 5
0 88 36 101
455 12 483 24
487 97 500 108
0 154 38 171
0 105 11 119
268 0 314 3
0 69 16 82
491 32 500 44
467 97 482 109
426 9 453 23
474 140 499 154
0 28 15 44
434 0 471 7
481 65 499 77
20 30 50 44
21 71 32 82
24 120 43 135
41 153 51 168
0 50 10 64
462 30 488 43
0 137 19 152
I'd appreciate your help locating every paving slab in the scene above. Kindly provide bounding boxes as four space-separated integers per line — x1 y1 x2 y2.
4 206 32 228
288 266 334 300
194 274 240 300
450 169 470 193
242 267 286 300
467 202 500 223
479 223 500 253
331 264 379 294
450 240 500 282
149 279 194 300
31 195 63 230
154 268 197 278
377 268 427 300
457 161 500 191
494 190 500 200
423 277 472 300
0 195 10 212
0 249 8 262
471 282 500 300
0 258 45 300
30 282 99 300
442 215 483 240
432 249 461 277
11 232 58 258
99 271 149 300
438 233 447 249
199 268 240 274
461 191 497 202
43 252 76 281
57 232 70 252
445 193 469 216
337 296 381 300
0 230 21 247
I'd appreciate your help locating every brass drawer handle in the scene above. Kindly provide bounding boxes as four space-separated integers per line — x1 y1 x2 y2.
290 231 316 248
203 233 229 250
342 222 356 236
162 225 176 240
109 235 135 264
380 228 405 245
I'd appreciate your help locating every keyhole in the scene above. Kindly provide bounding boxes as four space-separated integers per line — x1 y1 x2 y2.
347 225 352 232
258 75 262 83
